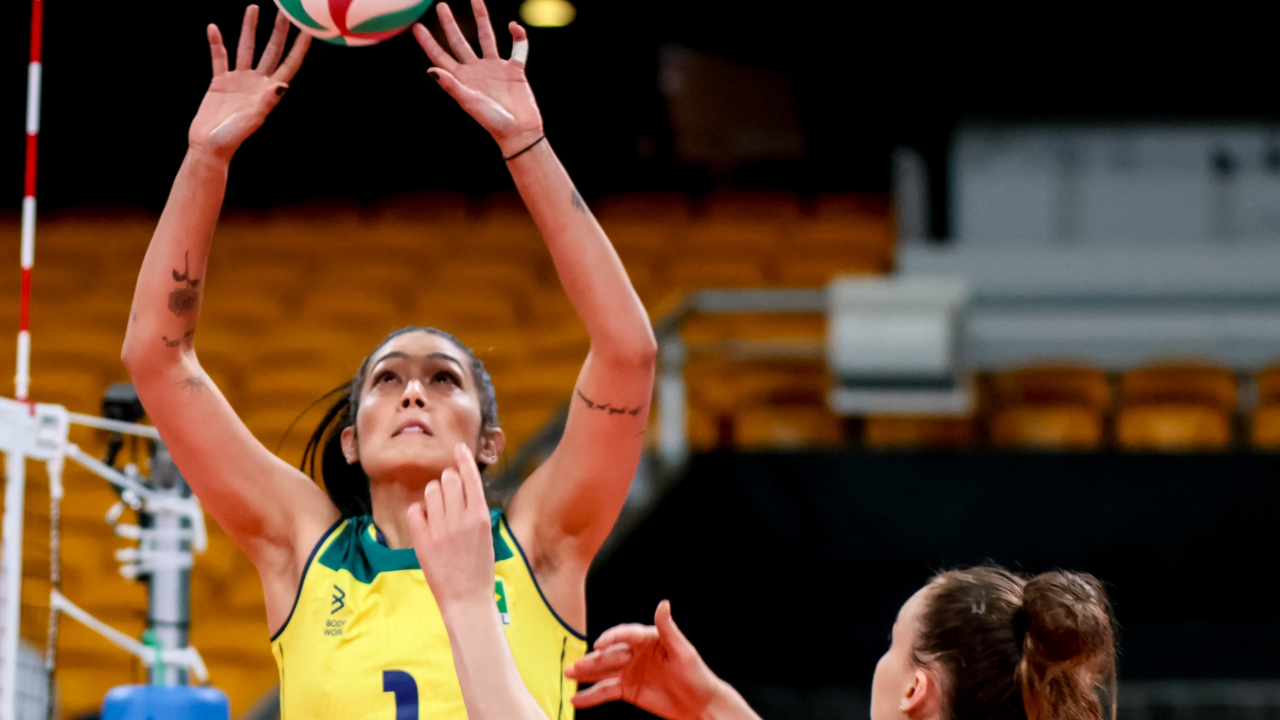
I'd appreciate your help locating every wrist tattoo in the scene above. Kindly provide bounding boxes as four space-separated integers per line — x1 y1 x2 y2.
577 389 643 416
181 375 208 391
168 250 201 317
570 188 588 214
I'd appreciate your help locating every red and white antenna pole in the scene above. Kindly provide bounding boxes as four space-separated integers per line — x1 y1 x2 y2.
1 3 41 717
16 0 42 402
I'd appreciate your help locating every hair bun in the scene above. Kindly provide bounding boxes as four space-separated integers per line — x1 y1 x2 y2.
1022 571 1113 666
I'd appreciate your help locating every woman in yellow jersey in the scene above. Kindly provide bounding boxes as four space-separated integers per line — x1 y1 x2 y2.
121 3 656 718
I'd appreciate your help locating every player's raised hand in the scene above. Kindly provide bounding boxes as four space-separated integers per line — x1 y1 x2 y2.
407 443 496 607
567 601 749 720
189 5 310 163
413 0 544 157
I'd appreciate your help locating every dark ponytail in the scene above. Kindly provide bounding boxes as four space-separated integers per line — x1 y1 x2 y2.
301 326 500 518
1018 572 1117 720
913 566 1116 720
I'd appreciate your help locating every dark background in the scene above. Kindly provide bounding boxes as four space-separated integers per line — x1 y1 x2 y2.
584 451 1280 718
3 1 1280 213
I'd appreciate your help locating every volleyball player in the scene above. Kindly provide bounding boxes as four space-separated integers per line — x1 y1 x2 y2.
567 571 1116 720
121 2 656 717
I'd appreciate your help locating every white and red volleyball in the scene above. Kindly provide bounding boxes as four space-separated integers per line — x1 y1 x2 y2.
274 0 435 46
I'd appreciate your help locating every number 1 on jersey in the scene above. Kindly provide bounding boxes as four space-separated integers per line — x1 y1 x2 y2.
383 670 418 720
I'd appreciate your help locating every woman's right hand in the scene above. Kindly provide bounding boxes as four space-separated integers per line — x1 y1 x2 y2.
567 601 753 720
189 5 309 163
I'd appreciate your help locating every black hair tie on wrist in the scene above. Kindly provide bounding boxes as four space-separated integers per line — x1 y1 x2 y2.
504 134 546 162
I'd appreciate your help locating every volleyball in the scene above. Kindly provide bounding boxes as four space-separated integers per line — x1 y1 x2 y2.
274 0 435 46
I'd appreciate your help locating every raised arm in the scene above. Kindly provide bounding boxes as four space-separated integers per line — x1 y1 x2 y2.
120 7 337 631
414 1 657 611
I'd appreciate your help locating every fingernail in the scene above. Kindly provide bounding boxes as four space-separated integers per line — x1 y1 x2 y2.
427 70 440 83
275 86 287 96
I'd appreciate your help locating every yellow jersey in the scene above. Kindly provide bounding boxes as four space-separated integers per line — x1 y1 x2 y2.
271 510 587 720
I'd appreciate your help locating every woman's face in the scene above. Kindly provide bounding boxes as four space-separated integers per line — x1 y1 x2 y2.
341 331 502 483
871 587 930 720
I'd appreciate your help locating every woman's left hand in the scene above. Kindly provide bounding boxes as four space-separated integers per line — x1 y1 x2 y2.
407 443 496 608
413 0 544 157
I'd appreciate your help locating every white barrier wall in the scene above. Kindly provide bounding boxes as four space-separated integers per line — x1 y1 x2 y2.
953 124 1280 245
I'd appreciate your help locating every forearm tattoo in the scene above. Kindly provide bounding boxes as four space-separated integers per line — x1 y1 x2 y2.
162 329 195 348
570 188 588 214
577 389 643 416
168 250 201 317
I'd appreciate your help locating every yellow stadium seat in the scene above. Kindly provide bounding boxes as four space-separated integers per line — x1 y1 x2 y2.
414 289 520 329
1251 404 1280 449
683 221 781 251
1256 365 1280 406
702 190 802 223
299 287 411 333
28 367 113 413
992 365 1112 410
372 190 475 224
418 257 546 295
666 255 768 290
594 192 694 224
1116 404 1231 451
989 405 1104 450
733 404 843 449
864 416 975 449
807 192 891 222
1121 363 1237 412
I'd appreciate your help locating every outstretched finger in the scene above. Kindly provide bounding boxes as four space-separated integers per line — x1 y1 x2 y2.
413 23 458 72
594 623 657 650
508 22 528 67
271 31 311 83
257 11 290 74
655 600 691 653
425 67 491 115
571 677 624 709
472 0 499 58
437 3 479 62
207 24 229 76
235 5 260 71
565 644 633 683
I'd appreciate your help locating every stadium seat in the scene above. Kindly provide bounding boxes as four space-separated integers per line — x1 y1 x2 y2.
1116 404 1231 451
300 287 412 333
733 404 843 449
414 288 521 328
864 416 975 449
1255 365 1280 406
1121 363 1237 412
371 190 475 224
806 192 891 222
991 365 1112 410
1251 404 1280 449
666 253 769 290
989 405 1104 450
594 192 695 224
702 190 803 223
